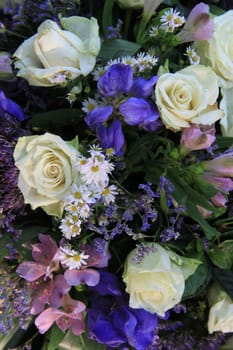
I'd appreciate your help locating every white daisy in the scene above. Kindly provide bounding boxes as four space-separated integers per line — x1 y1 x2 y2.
78 153 114 189
59 215 82 239
59 245 89 270
185 46 200 65
81 98 99 113
160 8 185 32
101 185 118 204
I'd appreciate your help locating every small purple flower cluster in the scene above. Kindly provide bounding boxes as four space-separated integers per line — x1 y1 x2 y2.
0 263 31 334
85 63 161 155
0 90 28 238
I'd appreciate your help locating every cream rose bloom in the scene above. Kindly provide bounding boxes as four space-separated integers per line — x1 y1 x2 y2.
194 11 233 89
13 16 101 86
208 283 233 333
13 133 80 217
122 243 200 317
155 65 223 131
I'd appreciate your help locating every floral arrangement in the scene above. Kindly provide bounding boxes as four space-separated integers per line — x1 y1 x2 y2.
1 0 233 349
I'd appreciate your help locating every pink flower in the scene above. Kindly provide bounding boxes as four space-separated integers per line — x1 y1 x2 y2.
180 125 215 155
211 192 227 207
35 294 86 335
16 234 59 282
30 274 70 315
177 2 214 43
203 173 233 193
203 153 233 178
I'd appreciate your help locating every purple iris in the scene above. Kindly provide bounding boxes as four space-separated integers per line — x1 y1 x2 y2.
96 119 124 155
97 63 133 97
85 63 160 154
130 76 158 98
85 105 113 131
87 271 158 350
119 97 160 129
0 90 26 121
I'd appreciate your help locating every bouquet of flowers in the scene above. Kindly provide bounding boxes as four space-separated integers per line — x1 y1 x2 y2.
1 0 233 349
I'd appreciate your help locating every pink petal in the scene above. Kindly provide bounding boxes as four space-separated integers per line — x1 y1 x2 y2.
186 2 209 24
32 234 58 264
16 261 46 281
35 307 63 334
61 295 86 314
31 280 52 315
49 275 70 308
64 268 100 287
70 318 85 336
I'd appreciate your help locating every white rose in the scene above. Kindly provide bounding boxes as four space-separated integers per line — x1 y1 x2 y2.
13 17 101 86
194 11 233 89
208 283 233 333
13 133 80 217
219 87 233 137
155 65 223 131
122 243 200 317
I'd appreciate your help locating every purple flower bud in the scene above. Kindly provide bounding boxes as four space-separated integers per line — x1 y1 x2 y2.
177 2 214 43
119 97 159 126
96 119 124 155
85 105 113 130
98 63 133 97
180 125 216 155
131 75 158 98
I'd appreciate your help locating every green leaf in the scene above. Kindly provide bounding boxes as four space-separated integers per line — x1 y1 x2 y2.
183 263 210 299
166 170 221 240
195 176 218 199
212 267 233 300
31 109 82 131
215 135 233 149
46 325 65 350
99 39 141 60
209 240 233 269
102 0 114 38
58 331 105 350
209 4 226 15
185 201 220 240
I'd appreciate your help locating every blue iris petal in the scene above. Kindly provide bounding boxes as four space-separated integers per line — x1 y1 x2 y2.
0 90 26 121
98 64 133 97
131 76 158 99
119 97 159 126
85 105 113 130
96 119 124 155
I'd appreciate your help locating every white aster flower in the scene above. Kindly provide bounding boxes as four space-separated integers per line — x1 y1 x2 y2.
59 215 82 239
120 55 137 67
81 98 99 113
135 52 158 72
160 8 185 32
185 46 200 65
66 183 93 204
101 185 118 204
149 25 159 38
92 66 106 81
79 156 113 188
59 245 89 270
106 57 122 70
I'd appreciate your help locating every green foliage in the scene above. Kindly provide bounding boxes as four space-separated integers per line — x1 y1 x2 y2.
102 0 114 38
183 263 210 299
99 39 141 60
57 331 105 350
46 325 65 350
212 267 233 300
208 240 233 269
